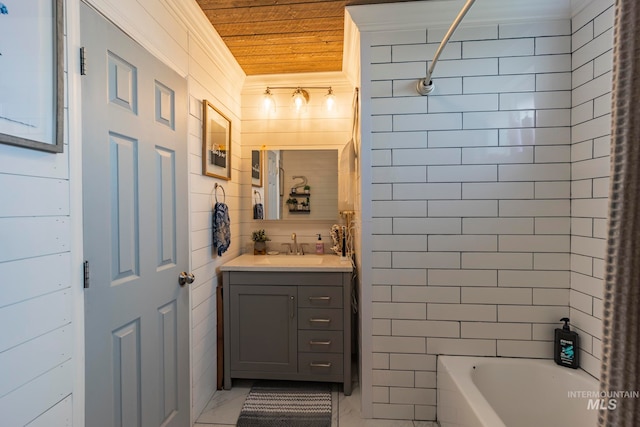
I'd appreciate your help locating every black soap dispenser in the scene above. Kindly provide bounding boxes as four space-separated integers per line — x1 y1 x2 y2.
554 317 579 369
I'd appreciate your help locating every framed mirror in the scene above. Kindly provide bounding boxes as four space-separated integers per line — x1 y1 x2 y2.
252 149 338 221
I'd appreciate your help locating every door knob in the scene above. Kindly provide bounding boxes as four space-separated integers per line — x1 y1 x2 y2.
178 272 195 287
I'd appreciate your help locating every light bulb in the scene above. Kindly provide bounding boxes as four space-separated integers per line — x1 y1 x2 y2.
262 88 275 113
291 88 309 112
325 88 336 111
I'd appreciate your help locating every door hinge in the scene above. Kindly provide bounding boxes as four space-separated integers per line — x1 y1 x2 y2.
83 260 90 288
80 47 87 75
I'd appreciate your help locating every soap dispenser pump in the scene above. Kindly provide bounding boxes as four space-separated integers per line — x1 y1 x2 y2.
315 233 324 255
554 317 579 369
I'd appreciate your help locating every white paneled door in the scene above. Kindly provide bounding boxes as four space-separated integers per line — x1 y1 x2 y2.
81 3 190 427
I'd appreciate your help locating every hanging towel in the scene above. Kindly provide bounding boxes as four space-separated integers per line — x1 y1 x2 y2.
253 203 264 220
213 202 231 256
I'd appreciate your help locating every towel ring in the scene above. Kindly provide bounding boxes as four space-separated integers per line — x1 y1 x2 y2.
212 183 226 204
254 190 262 204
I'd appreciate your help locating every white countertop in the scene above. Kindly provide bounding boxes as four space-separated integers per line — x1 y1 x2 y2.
220 253 354 272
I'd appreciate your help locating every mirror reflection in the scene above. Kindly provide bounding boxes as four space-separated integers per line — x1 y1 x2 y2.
252 149 338 221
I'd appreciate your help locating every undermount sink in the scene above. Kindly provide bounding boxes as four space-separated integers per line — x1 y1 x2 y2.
253 255 324 265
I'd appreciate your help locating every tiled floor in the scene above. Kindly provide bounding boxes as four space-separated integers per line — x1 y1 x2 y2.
194 380 437 427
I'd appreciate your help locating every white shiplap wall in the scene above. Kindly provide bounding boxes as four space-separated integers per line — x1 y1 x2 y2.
348 0 615 420
186 34 245 418
569 0 614 380
0 15 74 424
0 0 245 425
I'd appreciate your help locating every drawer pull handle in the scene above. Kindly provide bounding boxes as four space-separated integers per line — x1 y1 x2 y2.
309 296 331 301
309 362 332 368
309 318 331 323
290 296 295 319
309 340 332 346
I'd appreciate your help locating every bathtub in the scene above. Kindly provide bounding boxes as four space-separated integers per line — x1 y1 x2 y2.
437 356 599 427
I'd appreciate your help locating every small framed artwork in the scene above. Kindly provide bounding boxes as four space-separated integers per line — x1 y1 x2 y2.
0 0 64 153
251 150 262 187
202 99 231 180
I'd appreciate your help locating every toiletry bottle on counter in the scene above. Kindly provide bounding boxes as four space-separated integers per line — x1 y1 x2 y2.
316 234 324 255
554 317 579 369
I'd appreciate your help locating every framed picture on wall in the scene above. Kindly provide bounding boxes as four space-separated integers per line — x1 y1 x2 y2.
251 149 262 187
202 99 231 180
0 0 64 153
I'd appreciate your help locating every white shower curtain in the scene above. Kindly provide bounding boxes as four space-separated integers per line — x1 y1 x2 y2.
598 1 640 426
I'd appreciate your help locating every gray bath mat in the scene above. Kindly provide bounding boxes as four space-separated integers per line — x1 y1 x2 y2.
237 381 332 427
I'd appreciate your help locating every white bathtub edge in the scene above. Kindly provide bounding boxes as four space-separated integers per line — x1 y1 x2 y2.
437 356 507 427
437 355 600 427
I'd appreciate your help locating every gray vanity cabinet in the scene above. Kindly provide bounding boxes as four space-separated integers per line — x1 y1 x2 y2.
223 270 352 395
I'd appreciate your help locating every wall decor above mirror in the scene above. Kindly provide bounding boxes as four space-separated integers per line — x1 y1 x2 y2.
252 149 338 221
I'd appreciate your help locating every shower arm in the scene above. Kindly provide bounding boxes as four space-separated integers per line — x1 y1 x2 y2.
416 0 477 95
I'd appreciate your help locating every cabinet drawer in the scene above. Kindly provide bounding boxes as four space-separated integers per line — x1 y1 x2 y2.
298 308 343 331
298 286 343 309
299 353 343 378
298 330 343 353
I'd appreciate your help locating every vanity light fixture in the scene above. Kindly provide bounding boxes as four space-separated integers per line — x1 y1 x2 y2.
261 86 336 113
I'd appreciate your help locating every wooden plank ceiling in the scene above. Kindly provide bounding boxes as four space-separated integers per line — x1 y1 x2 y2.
195 0 418 75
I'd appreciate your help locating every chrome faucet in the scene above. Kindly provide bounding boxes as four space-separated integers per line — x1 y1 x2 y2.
291 233 299 255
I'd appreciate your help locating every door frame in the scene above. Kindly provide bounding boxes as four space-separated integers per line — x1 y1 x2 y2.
67 1 87 426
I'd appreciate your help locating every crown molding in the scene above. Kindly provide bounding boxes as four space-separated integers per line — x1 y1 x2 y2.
164 0 245 90
83 0 245 87
347 0 572 32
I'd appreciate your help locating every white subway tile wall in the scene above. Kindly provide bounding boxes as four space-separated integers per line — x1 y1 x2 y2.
570 0 614 379
363 0 614 417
